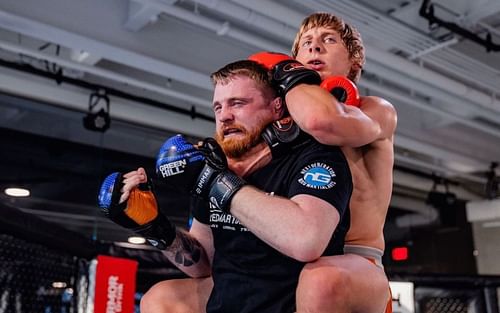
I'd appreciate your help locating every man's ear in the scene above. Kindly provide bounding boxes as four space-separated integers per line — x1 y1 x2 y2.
272 97 284 119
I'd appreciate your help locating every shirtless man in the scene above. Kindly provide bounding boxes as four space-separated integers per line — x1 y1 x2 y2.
141 12 397 313
286 12 397 313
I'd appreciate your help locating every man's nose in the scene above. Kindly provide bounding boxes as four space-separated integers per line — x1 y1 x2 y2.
309 41 322 53
218 106 234 123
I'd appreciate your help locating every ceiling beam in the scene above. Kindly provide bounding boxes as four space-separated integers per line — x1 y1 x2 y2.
144 0 286 52
0 68 214 140
0 39 212 109
123 0 168 32
0 9 212 90
462 0 500 24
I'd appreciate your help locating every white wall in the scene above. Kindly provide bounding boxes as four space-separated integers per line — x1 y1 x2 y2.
472 220 500 275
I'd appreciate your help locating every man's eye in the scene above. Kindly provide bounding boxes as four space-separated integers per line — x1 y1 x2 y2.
301 40 312 48
324 36 337 43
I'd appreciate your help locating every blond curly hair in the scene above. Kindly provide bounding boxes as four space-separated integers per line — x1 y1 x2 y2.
292 12 365 83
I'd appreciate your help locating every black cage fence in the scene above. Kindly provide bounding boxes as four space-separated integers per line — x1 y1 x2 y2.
0 233 84 312
0 202 95 313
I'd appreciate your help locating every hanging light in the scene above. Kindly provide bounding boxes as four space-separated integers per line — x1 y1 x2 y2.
83 89 111 132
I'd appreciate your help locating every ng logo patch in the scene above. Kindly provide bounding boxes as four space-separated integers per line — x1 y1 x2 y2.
298 162 336 189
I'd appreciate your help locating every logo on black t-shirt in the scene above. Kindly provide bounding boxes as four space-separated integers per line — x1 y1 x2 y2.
298 162 336 189
208 202 248 232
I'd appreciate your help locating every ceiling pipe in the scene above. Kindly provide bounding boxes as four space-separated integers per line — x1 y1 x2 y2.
140 0 286 53
0 69 215 139
420 0 500 52
0 39 212 109
393 170 482 200
462 0 500 23
395 136 485 173
367 47 500 113
191 0 297 41
395 154 487 184
360 78 500 141
364 61 500 123
408 37 459 60
391 195 439 228
0 10 211 90
229 0 304 27
421 50 500 92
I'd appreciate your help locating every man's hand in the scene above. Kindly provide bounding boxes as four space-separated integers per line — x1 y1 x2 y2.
261 116 311 159
97 168 176 249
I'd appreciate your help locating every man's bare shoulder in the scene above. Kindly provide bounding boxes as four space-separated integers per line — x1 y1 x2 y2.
360 96 397 140
361 96 396 113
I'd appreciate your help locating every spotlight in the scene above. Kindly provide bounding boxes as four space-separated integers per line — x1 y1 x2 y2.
426 175 456 208
83 89 111 132
426 190 457 208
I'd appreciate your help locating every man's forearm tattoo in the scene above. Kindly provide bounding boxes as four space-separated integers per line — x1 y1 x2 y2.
166 230 202 267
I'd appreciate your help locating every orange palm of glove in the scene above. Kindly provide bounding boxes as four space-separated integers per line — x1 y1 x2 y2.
124 188 159 225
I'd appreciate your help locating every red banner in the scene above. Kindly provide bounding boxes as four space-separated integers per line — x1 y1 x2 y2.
94 255 138 313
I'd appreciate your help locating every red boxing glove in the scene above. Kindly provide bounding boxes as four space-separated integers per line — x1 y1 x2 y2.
249 51 321 96
248 51 293 70
320 76 360 107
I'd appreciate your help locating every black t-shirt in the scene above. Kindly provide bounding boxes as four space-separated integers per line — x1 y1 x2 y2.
194 140 352 313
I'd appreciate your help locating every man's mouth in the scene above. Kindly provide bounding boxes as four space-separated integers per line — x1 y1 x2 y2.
223 128 243 137
307 59 324 70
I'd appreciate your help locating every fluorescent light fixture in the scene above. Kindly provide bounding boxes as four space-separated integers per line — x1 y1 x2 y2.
128 236 146 244
4 187 30 197
482 221 500 228
52 281 67 288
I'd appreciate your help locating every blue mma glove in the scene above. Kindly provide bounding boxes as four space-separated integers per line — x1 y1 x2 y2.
156 135 246 212
98 172 176 249
156 134 205 193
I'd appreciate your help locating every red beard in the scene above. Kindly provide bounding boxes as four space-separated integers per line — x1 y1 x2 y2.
215 117 272 159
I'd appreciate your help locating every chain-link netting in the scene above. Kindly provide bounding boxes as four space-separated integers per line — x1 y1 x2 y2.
0 234 88 313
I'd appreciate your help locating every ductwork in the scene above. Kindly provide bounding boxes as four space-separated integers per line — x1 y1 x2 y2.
419 0 500 52
391 194 439 228
367 47 500 115
0 39 212 108
141 0 286 52
364 60 498 121
192 0 297 40
0 9 212 90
